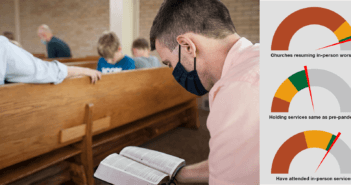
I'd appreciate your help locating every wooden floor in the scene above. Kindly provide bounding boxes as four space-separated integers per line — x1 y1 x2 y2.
93 109 210 185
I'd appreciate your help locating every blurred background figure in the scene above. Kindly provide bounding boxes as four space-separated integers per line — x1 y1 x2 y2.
132 38 163 69
37 24 71 58
3 31 22 48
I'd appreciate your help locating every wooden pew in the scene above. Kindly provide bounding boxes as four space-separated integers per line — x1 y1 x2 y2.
32 53 46 59
45 56 100 63
65 61 98 70
0 67 199 185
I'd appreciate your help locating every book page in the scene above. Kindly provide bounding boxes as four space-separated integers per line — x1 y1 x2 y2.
94 153 169 185
120 146 186 177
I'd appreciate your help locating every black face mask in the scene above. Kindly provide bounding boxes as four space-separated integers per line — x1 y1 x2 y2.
172 45 208 96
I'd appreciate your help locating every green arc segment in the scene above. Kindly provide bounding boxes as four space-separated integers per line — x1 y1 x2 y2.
288 70 308 91
326 135 336 151
271 69 351 112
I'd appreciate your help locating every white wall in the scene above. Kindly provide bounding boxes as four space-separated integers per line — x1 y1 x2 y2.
14 0 20 43
109 0 139 57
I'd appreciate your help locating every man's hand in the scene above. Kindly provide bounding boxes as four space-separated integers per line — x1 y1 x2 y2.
67 66 102 84
83 68 102 84
175 160 209 183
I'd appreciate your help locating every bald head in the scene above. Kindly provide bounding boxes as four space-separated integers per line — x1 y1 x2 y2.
37 24 53 41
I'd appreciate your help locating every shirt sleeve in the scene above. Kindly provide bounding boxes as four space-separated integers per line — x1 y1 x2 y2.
0 38 8 85
4 40 68 85
207 82 259 185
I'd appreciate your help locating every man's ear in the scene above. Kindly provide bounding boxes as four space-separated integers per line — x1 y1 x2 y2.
176 35 196 57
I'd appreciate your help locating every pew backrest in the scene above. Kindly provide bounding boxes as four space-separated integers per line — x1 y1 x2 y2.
45 56 100 63
0 67 195 170
65 61 98 70
32 53 46 59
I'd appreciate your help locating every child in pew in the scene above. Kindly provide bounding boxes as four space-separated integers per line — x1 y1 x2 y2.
131 38 163 69
96 31 135 74
0 36 101 85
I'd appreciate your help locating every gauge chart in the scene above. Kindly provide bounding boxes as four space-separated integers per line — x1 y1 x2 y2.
271 7 351 50
271 130 351 174
271 67 351 112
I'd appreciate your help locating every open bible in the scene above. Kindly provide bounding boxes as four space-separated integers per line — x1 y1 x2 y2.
94 146 186 185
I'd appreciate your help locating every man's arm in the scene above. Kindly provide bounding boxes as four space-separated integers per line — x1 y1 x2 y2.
3 38 101 85
176 81 259 184
175 160 209 183
206 82 259 184
0 37 8 85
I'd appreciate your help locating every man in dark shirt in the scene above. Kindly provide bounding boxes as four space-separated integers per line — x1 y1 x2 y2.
37 24 71 58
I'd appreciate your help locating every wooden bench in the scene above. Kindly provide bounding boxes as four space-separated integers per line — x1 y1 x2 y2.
0 68 199 185
65 61 98 70
45 56 100 63
32 53 46 59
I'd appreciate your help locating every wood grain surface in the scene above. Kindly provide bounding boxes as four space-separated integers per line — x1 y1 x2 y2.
0 67 195 170
44 56 100 63
65 61 98 70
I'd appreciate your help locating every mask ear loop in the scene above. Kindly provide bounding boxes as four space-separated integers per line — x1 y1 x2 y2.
179 44 197 71
179 45 181 62
194 57 196 71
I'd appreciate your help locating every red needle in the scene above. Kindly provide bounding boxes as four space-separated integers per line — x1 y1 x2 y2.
317 38 351 50
304 66 314 112
315 132 341 172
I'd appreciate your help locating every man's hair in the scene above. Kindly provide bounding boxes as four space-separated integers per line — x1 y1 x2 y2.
38 24 52 34
3 31 14 40
132 38 150 50
97 31 120 59
150 0 236 51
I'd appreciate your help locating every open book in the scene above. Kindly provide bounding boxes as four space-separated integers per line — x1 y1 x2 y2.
94 146 186 185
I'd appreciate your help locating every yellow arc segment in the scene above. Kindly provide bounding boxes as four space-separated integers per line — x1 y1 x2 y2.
334 21 351 41
304 131 333 150
274 79 298 103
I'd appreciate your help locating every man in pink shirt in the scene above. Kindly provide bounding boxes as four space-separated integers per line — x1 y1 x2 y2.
150 0 259 184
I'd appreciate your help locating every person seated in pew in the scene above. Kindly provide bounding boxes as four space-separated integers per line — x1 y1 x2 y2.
0 35 101 85
131 38 163 69
96 31 135 74
37 24 72 58
150 0 259 184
